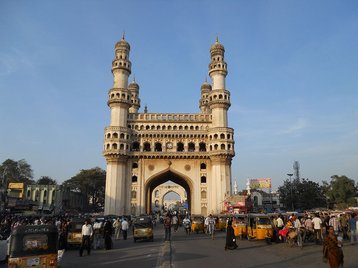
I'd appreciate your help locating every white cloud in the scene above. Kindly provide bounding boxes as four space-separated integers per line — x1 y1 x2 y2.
279 117 307 135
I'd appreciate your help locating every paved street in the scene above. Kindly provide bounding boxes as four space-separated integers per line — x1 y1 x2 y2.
57 225 358 268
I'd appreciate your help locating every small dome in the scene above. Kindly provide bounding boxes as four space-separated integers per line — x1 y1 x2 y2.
201 81 212 90
128 80 139 90
115 34 130 50
210 37 224 52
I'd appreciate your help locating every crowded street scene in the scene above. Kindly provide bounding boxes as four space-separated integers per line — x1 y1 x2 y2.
1 210 358 267
1 1 358 267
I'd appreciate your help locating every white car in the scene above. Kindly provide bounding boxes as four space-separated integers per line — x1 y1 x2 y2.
0 235 9 263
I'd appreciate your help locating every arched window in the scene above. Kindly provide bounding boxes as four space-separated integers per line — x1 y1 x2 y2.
201 190 207 199
113 133 118 138
201 176 207 183
120 133 125 139
221 144 225 150
132 163 138 169
132 176 138 183
143 142 151 151
132 142 140 151
120 144 124 150
155 142 162 152
177 142 184 152
44 190 47 198
27 190 31 199
188 142 195 152
200 163 206 170
220 133 225 139
155 190 159 198
214 144 218 150
112 143 118 149
199 142 206 152
155 200 159 207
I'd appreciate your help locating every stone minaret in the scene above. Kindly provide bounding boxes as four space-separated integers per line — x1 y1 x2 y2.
207 37 234 214
104 34 132 215
128 78 141 113
199 78 211 113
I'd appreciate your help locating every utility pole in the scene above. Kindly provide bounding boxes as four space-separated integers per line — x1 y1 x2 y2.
287 173 294 211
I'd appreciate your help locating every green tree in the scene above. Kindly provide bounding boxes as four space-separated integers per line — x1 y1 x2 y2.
62 167 106 210
278 178 326 211
322 175 357 209
0 159 34 186
36 176 57 185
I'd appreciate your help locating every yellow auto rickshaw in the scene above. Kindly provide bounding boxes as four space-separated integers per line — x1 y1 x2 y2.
133 216 153 242
191 215 204 234
215 215 229 231
232 214 248 239
247 214 273 242
67 219 83 247
8 225 59 268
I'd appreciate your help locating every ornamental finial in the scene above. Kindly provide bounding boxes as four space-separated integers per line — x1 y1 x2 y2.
122 31 125 40
216 36 219 43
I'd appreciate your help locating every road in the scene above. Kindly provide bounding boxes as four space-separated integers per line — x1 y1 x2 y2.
5 224 358 267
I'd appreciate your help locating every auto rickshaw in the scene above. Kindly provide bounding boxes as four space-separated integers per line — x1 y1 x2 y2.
247 214 273 243
232 214 248 239
8 225 59 268
67 219 84 247
215 215 228 231
133 216 153 242
191 215 204 234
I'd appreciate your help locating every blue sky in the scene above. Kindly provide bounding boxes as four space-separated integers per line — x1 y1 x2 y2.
0 0 357 190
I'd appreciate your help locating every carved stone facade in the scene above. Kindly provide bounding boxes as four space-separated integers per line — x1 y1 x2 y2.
104 36 235 216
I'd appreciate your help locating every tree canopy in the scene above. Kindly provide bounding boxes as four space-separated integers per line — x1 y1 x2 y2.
36 176 57 185
62 167 106 210
278 178 326 211
0 159 34 186
322 175 357 209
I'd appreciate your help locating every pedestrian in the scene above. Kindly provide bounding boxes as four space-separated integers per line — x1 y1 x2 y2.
79 219 93 257
312 214 323 244
164 212 172 241
93 219 104 249
113 218 122 240
323 226 344 268
103 219 113 250
172 213 179 232
182 216 191 235
225 219 237 250
121 218 129 240
348 213 357 244
340 214 349 240
207 214 216 239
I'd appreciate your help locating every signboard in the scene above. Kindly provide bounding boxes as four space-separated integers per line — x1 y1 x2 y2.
249 178 271 189
8 182 24 189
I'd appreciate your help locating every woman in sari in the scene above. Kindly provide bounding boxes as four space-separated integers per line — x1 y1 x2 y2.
323 226 344 268
225 219 238 250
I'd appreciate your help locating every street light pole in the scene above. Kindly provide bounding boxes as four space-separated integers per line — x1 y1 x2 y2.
287 173 294 211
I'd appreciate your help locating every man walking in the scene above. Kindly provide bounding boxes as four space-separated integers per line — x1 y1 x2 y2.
113 218 122 240
312 214 322 244
348 213 357 244
164 212 172 241
80 219 93 257
121 218 129 240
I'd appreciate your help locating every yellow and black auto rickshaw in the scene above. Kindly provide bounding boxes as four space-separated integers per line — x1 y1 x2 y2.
232 214 248 239
67 219 83 247
191 215 205 234
133 216 153 242
8 225 59 268
247 214 273 243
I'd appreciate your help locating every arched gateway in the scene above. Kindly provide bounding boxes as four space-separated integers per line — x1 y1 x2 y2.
103 35 235 216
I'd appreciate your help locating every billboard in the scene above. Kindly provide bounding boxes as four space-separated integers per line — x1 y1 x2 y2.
249 178 271 189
